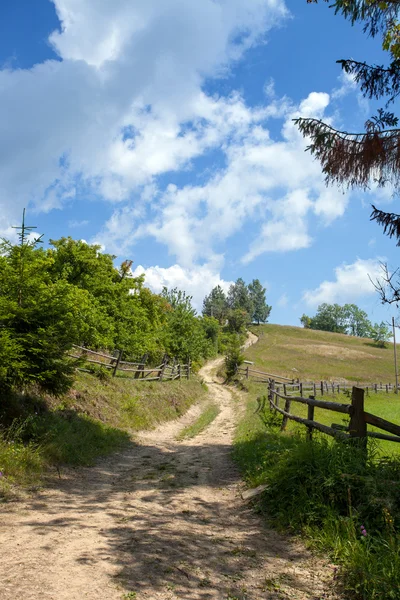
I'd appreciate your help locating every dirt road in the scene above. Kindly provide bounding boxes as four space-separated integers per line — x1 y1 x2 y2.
0 341 336 600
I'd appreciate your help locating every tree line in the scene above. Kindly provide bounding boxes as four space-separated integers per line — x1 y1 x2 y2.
0 218 272 396
300 303 391 347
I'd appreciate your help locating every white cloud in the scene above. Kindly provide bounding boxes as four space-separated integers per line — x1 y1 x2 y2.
302 258 384 306
0 0 288 233
277 293 288 308
132 263 233 312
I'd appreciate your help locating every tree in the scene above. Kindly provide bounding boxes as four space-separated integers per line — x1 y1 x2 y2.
343 304 372 337
202 285 229 323
297 1 400 241
227 278 254 318
300 314 312 328
248 279 272 324
371 321 392 347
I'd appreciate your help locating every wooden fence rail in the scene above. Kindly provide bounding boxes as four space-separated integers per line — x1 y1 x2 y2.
237 365 399 395
263 379 400 447
68 345 190 382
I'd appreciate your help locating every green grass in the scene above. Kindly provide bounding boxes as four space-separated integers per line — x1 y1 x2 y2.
176 403 220 440
247 323 398 384
233 393 400 599
0 372 208 499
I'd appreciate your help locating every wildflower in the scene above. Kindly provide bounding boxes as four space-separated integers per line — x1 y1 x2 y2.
0 472 3 478
360 525 367 537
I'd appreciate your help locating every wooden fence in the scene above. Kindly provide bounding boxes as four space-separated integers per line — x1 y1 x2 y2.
262 379 400 446
68 345 191 381
236 365 399 395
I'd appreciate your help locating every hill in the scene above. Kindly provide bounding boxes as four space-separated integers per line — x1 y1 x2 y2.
247 323 398 384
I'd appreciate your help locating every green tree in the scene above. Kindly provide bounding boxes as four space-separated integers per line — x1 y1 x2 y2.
202 285 228 323
343 304 372 337
371 321 392 347
300 314 312 328
227 278 254 319
248 279 271 324
225 335 244 378
307 303 348 333
0 229 111 394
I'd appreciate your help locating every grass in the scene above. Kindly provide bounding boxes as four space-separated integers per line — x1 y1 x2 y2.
233 390 400 599
0 372 208 499
176 403 220 440
247 323 398 384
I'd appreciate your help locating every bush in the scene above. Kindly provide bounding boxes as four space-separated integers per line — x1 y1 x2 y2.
225 336 245 378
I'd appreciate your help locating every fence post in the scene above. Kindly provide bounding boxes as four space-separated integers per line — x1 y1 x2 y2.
112 349 122 377
300 382 303 397
187 358 191 380
313 382 316 397
349 387 367 447
269 379 275 411
246 365 249 379
281 395 291 431
178 364 181 380
320 381 324 396
283 383 287 396
307 395 315 441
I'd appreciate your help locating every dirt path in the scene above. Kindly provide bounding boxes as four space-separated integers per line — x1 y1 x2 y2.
0 338 337 600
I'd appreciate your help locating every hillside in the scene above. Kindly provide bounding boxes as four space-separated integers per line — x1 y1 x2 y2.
247 324 398 384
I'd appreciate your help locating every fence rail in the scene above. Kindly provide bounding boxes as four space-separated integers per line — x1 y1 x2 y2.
68 345 191 382
262 378 400 447
236 365 399 395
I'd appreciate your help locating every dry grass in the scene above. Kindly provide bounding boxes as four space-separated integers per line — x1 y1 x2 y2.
247 324 398 384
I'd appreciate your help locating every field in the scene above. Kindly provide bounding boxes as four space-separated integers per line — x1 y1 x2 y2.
247 323 398 384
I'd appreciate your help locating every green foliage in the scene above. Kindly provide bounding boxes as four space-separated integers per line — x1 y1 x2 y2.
225 336 245 378
227 308 248 334
234 395 400 599
370 320 391 348
202 285 229 323
227 278 254 318
248 279 271 325
302 303 374 337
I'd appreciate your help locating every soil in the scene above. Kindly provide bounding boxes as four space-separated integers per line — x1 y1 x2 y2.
0 334 338 600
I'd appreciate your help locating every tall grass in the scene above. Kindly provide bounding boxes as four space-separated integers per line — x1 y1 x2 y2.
233 396 400 599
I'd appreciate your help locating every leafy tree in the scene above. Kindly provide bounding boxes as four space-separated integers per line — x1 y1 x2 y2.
343 304 372 337
297 1 400 241
371 321 392 347
202 285 228 323
227 278 254 319
226 308 248 334
0 229 111 394
307 303 348 334
300 314 312 328
248 279 272 324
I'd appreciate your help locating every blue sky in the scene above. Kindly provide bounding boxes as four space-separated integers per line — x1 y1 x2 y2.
0 0 399 326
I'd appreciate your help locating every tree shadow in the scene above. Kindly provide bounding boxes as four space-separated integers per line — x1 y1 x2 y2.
15 436 332 599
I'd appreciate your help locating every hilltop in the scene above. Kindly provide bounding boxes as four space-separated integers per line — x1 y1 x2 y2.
246 323 398 384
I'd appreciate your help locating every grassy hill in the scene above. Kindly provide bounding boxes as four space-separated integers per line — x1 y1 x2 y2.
247 323 398 384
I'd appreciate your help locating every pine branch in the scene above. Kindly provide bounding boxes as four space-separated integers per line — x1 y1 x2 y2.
294 117 400 191
338 58 400 104
371 204 400 244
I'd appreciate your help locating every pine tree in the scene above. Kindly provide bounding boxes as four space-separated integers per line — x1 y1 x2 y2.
248 279 271 325
297 1 400 241
202 285 228 323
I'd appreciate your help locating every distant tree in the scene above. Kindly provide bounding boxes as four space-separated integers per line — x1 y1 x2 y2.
161 287 196 315
300 314 312 328
202 285 228 323
371 321 391 348
302 303 374 337
227 278 254 318
308 303 348 334
248 279 272 324
343 304 372 337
